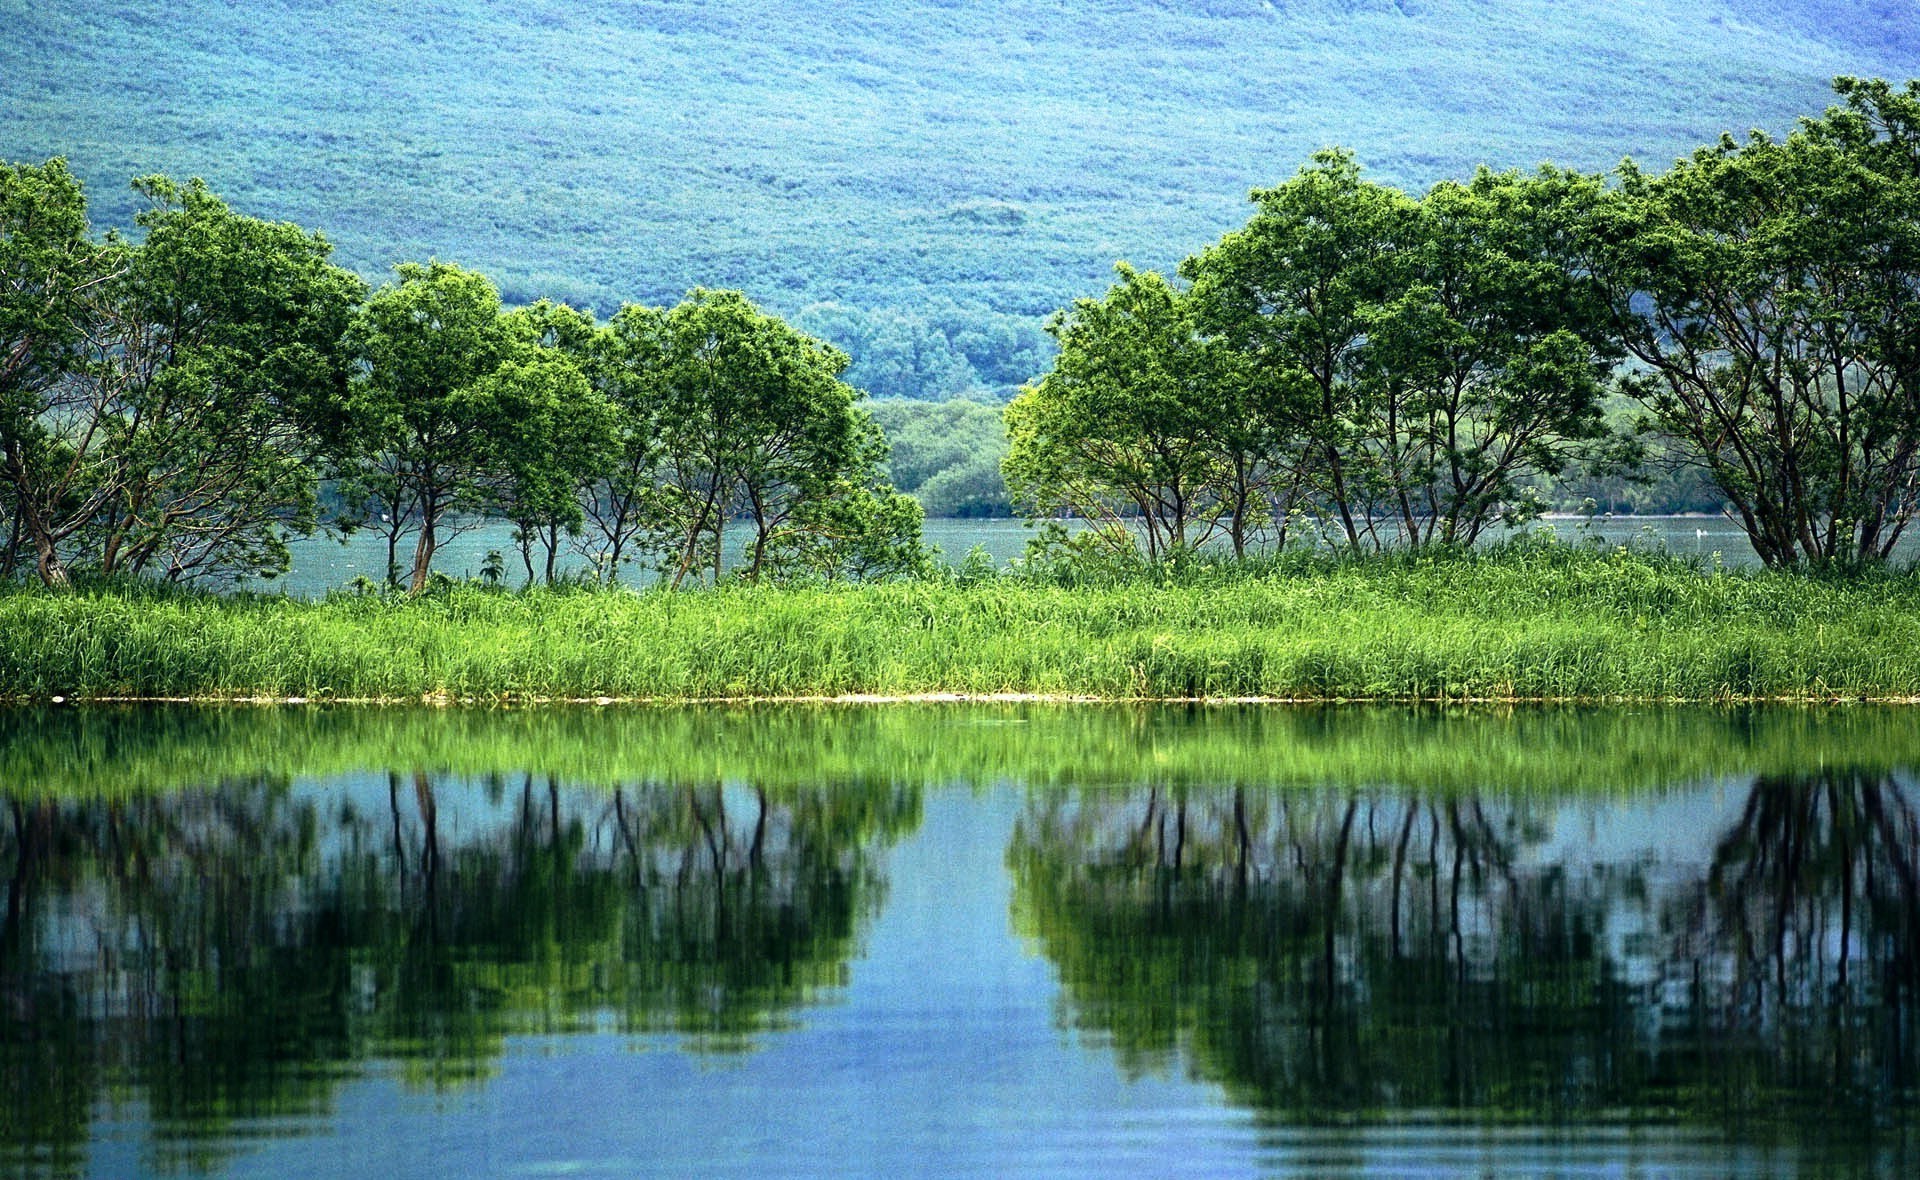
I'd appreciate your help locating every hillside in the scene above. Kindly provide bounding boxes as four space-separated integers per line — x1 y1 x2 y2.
6 0 1919 397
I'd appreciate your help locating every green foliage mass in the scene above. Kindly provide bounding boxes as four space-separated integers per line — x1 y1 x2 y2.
1009 80 1920 563
2 166 926 590
1576 77 1920 564
867 398 1012 517
7 544 1920 703
5 0 1917 398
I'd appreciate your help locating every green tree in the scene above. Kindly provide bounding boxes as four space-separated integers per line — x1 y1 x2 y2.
1344 168 1617 546
0 158 102 588
866 397 1013 518
643 289 918 587
575 301 669 583
496 300 618 585
1185 150 1410 551
760 415 931 582
1005 265 1248 560
1187 152 1618 551
3 169 361 586
343 261 605 592
83 177 362 583
1579 77 1920 565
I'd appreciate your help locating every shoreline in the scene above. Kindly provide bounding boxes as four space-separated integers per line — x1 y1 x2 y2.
8 547 1920 705
17 691 1918 707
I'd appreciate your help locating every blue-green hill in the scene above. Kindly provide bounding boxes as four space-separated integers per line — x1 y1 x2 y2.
6 0 1919 396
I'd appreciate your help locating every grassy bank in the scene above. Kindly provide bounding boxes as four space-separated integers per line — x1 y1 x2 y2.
4 546 1920 703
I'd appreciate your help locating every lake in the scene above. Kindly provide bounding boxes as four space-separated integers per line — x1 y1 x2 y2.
4 703 1918 1177
255 515 1876 598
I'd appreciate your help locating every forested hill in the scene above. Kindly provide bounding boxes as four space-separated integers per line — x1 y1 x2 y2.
7 0 1920 398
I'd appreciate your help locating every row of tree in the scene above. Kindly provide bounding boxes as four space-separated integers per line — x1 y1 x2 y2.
1008 77 1920 567
0 162 924 591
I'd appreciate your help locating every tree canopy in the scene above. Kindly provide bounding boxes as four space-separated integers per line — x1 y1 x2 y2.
1578 77 1920 565
3 167 362 586
1 171 926 592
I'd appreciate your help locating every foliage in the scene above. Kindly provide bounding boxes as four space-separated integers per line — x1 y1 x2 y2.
1007 265 1266 558
619 290 920 587
1346 166 1619 543
791 300 1053 401
7 0 1913 356
497 299 620 584
3 172 930 595
1011 156 1621 558
2 167 363 587
341 261 606 593
865 397 1012 517
0 157 100 586
1176 154 1618 551
1578 77 1920 565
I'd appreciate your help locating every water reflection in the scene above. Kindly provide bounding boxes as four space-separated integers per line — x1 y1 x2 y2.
0 773 918 1175
7 704 1920 1177
1011 774 1920 1166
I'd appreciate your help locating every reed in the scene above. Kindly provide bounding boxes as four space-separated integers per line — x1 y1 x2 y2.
4 545 1920 704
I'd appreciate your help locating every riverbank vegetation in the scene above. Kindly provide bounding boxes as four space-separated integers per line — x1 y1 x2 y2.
6 79 1920 597
4 544 1920 704
0 168 923 591
1011 77 1920 567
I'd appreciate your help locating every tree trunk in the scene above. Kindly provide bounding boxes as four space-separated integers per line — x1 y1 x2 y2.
29 524 70 589
408 511 439 594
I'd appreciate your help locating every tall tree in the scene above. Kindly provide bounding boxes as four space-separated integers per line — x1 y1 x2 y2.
1005 264 1259 559
83 176 362 582
1181 154 1616 552
0 158 103 587
343 262 607 592
642 290 917 587
496 300 618 585
3 167 361 586
1579 77 1920 565
575 302 667 583
1184 150 1411 551
1344 168 1617 547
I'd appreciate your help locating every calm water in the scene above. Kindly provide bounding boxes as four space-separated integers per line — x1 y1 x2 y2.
4 704 1920 1177
259 519 1047 597
255 515 1892 598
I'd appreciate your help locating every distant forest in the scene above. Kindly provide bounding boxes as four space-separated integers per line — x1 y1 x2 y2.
7 3 1920 538
14 65 1917 592
6 0 1919 405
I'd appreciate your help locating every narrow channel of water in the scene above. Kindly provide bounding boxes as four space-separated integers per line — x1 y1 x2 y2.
253 515 1879 598
3 704 1916 1177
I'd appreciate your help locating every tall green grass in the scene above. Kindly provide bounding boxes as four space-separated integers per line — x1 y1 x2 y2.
4 546 1920 703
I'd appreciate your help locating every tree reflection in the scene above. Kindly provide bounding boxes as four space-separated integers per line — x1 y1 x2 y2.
1012 775 1920 1158
0 774 917 1176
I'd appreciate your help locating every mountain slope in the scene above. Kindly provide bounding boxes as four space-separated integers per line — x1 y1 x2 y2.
6 0 1918 392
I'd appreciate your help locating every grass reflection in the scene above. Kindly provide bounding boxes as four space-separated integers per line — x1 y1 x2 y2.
4 701 1920 797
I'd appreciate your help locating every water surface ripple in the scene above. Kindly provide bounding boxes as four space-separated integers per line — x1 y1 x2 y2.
2 704 1915 1177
